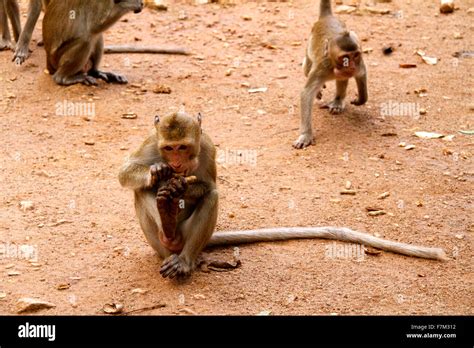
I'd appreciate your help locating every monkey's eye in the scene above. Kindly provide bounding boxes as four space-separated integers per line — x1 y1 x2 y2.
353 52 360 59
163 146 173 152
178 145 188 151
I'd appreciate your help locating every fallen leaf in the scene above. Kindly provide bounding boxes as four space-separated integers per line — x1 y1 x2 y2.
399 63 417 69
248 87 268 93
103 303 124 314
121 112 138 119
364 246 382 255
131 288 149 295
57 283 71 290
459 130 474 135
17 298 56 313
414 131 444 139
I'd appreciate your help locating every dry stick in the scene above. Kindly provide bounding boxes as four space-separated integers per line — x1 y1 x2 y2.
104 45 191 55
120 303 166 315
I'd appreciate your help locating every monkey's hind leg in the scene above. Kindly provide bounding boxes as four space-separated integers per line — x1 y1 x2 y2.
322 79 348 114
52 41 98 86
87 35 127 84
0 0 13 50
160 189 218 279
4 0 20 42
134 191 170 259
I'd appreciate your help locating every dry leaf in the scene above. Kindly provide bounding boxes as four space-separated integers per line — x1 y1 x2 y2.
399 63 417 68
414 131 444 139
248 87 268 93
121 112 138 119
131 288 149 295
103 303 124 314
57 283 71 290
17 298 56 313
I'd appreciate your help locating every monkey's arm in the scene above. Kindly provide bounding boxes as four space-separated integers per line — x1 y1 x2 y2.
12 0 42 64
351 61 368 106
118 136 166 190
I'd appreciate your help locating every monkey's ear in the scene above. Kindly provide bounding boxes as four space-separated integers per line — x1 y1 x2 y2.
154 115 160 125
197 113 202 127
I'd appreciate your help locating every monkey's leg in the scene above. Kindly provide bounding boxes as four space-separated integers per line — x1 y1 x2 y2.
53 41 98 86
87 35 127 84
351 69 368 106
134 191 170 259
323 79 348 114
0 0 12 50
4 0 20 42
13 0 42 64
303 55 312 77
160 189 218 279
293 73 324 149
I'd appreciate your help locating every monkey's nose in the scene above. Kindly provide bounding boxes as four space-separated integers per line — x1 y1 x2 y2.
134 2 144 13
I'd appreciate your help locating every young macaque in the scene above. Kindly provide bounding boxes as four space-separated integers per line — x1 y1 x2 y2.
294 0 368 149
119 112 219 279
42 0 144 86
119 112 446 280
0 0 20 51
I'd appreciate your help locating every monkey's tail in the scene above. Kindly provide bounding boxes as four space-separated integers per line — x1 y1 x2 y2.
320 0 333 18
104 45 190 55
209 227 448 261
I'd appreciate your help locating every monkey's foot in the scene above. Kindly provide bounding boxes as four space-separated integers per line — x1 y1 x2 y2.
293 133 314 149
88 70 128 84
53 72 98 86
12 46 30 65
351 97 366 106
160 254 193 279
321 100 345 114
0 39 13 51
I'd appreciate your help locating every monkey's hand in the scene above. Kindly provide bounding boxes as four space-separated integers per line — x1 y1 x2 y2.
157 176 188 200
293 133 315 149
160 254 193 279
148 163 173 188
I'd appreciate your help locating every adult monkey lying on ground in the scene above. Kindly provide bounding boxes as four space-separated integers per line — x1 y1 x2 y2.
10 0 189 65
294 0 368 149
119 112 446 280
0 0 20 50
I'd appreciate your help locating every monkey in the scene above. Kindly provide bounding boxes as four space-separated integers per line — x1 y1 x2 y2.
0 0 20 51
293 0 368 149
42 0 144 86
119 111 219 279
10 0 187 67
119 112 446 280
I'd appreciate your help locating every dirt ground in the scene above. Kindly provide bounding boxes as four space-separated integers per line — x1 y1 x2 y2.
0 0 472 316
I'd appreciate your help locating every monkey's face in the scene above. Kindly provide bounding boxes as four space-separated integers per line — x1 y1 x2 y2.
156 112 202 175
333 50 361 79
159 142 200 175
